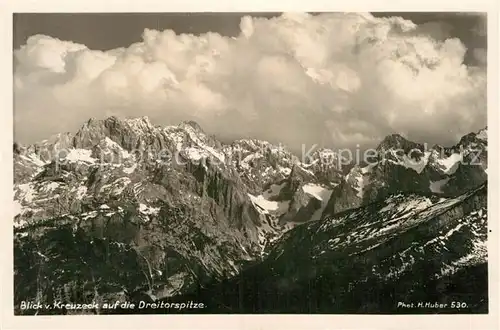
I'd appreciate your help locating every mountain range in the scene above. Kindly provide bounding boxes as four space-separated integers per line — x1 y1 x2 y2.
13 116 488 314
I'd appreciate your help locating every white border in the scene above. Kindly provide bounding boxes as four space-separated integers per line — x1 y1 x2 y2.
1 1 499 329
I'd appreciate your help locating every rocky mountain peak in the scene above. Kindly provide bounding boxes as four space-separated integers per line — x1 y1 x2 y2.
477 126 487 140
458 127 488 147
72 116 162 152
377 133 423 152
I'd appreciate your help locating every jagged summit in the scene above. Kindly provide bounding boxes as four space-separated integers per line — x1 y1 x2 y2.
180 120 205 132
66 116 209 153
81 115 154 131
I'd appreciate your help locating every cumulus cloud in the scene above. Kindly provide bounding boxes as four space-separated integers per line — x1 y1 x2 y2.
14 12 486 151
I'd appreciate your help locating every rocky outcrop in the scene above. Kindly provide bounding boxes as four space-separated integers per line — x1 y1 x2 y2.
12 116 488 315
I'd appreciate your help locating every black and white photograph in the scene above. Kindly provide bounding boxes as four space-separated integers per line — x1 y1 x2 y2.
8 8 494 321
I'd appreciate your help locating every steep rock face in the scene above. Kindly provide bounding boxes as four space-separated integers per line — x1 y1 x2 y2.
280 185 322 224
164 184 487 314
321 179 363 216
278 166 334 225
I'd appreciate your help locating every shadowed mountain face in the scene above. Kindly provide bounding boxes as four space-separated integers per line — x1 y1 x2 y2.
13 116 488 314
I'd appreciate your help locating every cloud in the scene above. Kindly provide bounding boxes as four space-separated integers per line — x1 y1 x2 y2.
14 12 486 151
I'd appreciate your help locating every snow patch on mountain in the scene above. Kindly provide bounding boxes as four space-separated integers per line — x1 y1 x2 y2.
248 194 279 213
397 152 431 174
476 128 487 141
16 183 36 203
182 123 225 163
139 203 160 216
377 196 433 219
297 165 315 176
102 137 131 159
302 184 331 201
82 211 98 220
21 153 47 166
248 191 290 217
436 153 462 175
185 147 206 161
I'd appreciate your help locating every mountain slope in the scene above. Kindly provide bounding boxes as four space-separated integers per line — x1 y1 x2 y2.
14 117 267 314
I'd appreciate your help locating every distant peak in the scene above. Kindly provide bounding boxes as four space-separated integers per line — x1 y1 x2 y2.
458 127 488 145
384 133 408 142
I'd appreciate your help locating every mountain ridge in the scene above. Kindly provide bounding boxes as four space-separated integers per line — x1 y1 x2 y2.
13 116 488 314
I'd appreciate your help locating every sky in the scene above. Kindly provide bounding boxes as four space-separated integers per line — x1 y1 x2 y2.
13 12 487 151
